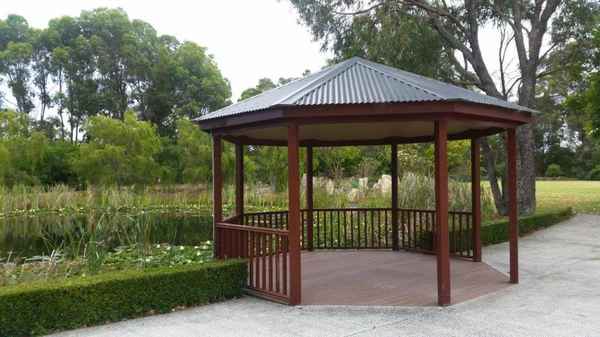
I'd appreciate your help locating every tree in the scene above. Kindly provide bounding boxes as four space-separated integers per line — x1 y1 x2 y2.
0 10 232 139
240 78 276 101
31 28 53 122
172 41 231 120
0 15 34 114
79 8 135 120
73 111 162 185
289 0 599 215
175 118 213 183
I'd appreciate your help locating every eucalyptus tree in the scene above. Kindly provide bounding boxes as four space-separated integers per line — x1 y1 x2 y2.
31 29 53 122
289 0 598 214
0 15 34 114
79 8 135 120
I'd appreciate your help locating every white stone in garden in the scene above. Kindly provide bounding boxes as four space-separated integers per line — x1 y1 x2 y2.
358 177 369 191
325 179 335 195
348 188 360 202
378 175 392 194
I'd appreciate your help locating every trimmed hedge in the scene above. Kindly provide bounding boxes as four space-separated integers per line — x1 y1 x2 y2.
482 207 574 246
417 207 574 251
0 259 247 337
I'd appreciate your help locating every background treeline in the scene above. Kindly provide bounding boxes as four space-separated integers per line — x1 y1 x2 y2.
0 8 231 138
1 7 600 190
1 107 472 188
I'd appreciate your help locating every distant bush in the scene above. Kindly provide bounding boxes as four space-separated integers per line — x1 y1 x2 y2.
545 163 563 177
589 165 600 181
0 259 246 336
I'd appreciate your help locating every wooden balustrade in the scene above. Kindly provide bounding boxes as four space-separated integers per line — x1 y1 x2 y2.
216 222 290 303
216 207 474 304
243 211 289 229
302 208 392 249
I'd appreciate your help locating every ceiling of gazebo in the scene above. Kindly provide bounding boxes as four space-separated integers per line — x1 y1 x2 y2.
224 118 502 146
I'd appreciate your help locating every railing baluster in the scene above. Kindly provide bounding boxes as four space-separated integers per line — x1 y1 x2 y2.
282 236 288 295
370 210 375 249
275 234 280 293
343 210 348 248
316 210 321 249
337 210 341 248
329 210 334 248
268 233 273 292
379 209 383 248
365 210 368 248
260 233 266 290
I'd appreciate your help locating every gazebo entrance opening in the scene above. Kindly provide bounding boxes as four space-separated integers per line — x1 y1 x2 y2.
198 57 531 306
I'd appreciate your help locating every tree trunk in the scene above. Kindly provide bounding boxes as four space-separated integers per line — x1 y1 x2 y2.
480 137 507 215
516 78 538 215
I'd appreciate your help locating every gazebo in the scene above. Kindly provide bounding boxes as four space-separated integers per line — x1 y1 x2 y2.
195 57 533 306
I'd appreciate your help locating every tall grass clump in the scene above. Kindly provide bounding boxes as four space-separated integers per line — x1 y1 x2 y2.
311 172 495 218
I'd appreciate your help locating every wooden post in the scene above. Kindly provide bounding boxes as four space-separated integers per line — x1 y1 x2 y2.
506 128 519 284
434 120 451 306
235 143 244 221
306 145 314 251
471 138 482 262
212 134 223 259
288 124 302 305
391 143 399 251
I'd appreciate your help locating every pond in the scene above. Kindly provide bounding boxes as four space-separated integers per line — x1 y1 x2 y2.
0 210 214 259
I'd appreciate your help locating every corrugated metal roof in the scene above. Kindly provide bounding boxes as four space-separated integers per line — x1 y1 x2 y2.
197 57 534 122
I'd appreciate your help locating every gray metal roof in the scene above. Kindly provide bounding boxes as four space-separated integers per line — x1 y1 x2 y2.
197 57 535 122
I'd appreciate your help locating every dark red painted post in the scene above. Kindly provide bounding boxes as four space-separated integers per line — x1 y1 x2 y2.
434 120 451 306
471 138 482 262
506 128 519 284
306 145 314 251
391 143 399 251
235 143 244 221
212 134 223 259
288 124 302 305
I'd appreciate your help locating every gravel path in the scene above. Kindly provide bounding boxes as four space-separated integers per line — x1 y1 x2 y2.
50 214 600 337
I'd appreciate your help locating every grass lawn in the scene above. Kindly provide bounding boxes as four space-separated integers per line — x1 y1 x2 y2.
536 180 600 214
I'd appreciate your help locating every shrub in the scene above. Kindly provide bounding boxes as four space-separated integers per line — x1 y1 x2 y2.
0 259 246 336
545 164 563 177
482 207 574 246
589 165 600 181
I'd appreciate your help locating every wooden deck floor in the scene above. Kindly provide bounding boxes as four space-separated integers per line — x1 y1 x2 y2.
301 250 509 306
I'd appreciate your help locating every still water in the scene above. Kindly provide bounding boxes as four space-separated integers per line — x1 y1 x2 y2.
0 210 214 259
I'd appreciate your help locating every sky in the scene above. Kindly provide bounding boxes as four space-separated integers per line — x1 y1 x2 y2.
0 0 332 101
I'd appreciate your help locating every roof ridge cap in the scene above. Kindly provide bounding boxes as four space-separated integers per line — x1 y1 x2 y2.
276 58 358 105
356 60 446 99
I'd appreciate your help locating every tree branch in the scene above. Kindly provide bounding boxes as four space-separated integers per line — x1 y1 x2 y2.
331 2 385 16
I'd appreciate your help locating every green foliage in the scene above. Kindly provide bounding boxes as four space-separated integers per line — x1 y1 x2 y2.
545 164 563 177
73 111 161 185
0 10 231 138
481 208 574 246
326 4 452 80
316 147 362 180
248 146 288 191
589 165 600 180
0 259 246 336
175 118 212 183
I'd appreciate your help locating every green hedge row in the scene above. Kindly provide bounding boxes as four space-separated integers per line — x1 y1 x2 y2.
418 207 574 251
482 207 574 246
0 259 247 337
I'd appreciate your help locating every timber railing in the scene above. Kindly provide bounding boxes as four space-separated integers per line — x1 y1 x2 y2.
217 207 474 303
241 208 473 256
216 219 290 303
